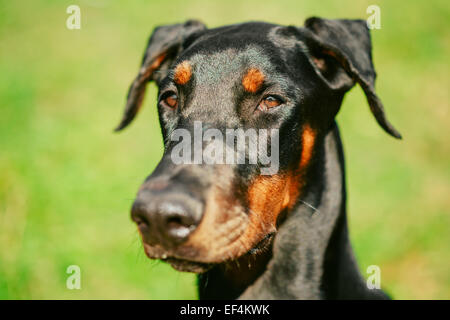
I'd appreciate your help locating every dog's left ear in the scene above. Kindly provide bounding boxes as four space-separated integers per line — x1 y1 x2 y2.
301 17 401 139
115 20 207 131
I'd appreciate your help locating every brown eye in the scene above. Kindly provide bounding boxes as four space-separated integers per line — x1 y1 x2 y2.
258 95 282 111
162 93 178 109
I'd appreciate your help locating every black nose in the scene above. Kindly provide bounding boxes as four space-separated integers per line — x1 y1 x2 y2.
131 188 203 248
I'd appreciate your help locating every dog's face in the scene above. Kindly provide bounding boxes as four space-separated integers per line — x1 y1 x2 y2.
116 19 400 272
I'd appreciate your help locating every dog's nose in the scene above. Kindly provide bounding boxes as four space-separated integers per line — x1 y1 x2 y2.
131 188 203 248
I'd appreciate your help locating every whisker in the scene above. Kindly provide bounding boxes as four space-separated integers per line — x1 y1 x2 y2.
299 199 320 215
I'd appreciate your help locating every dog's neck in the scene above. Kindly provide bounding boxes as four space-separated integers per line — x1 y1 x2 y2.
198 123 387 299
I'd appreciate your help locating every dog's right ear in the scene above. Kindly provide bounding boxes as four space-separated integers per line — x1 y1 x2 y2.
115 20 206 131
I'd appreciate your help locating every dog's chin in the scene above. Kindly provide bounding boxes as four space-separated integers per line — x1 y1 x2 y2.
144 232 275 273
161 233 275 273
165 258 213 273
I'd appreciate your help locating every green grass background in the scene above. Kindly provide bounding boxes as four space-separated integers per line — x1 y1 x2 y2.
0 0 449 299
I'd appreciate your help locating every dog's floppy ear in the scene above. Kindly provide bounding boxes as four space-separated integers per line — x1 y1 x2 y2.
301 17 401 139
115 20 206 131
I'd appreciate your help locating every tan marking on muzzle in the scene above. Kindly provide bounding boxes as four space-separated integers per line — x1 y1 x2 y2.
243 124 317 242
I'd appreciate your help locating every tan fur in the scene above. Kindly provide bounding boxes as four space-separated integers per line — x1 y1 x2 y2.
242 68 265 93
174 61 192 85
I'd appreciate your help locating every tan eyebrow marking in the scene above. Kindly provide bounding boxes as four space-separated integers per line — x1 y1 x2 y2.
242 68 265 93
173 61 192 85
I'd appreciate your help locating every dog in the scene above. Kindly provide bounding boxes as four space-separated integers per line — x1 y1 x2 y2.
115 17 401 299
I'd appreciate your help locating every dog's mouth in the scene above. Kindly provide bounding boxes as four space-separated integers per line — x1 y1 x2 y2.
164 258 213 273
146 232 275 273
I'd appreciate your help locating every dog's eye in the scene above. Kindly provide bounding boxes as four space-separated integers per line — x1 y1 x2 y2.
258 95 282 111
161 92 178 109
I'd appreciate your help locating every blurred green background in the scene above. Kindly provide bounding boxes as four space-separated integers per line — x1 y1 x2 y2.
0 0 449 299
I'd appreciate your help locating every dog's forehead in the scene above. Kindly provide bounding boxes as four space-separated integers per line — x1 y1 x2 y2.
173 49 259 123
183 46 273 86
174 23 290 83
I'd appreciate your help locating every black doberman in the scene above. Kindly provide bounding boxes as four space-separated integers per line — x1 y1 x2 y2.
116 18 401 299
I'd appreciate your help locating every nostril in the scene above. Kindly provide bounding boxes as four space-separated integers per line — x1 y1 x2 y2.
135 214 150 233
165 214 196 241
131 202 151 230
136 217 149 228
166 216 184 228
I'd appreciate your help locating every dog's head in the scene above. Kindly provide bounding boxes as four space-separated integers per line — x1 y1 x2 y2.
116 18 400 273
